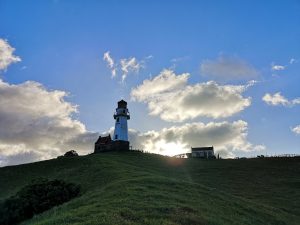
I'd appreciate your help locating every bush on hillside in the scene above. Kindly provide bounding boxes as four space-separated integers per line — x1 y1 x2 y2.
0 179 80 225
64 150 79 157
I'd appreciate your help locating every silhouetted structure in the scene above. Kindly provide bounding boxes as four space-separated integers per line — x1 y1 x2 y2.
94 135 112 152
64 150 78 157
94 100 130 153
94 134 129 153
191 146 215 159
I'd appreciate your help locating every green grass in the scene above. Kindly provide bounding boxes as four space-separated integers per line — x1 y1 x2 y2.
0 151 299 225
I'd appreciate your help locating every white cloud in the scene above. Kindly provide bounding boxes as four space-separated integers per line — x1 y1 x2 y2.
270 58 299 72
0 75 261 165
127 120 264 158
131 69 189 101
262 92 300 106
131 69 252 122
103 51 116 78
291 125 300 135
120 57 143 82
103 51 151 82
0 79 98 166
103 51 114 68
200 55 258 81
271 64 285 71
262 92 289 106
0 39 21 71
270 59 298 71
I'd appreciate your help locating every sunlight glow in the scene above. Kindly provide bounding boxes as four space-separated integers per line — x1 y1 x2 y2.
153 140 188 157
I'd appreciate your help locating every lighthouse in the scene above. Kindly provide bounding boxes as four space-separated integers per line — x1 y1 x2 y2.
94 99 130 153
113 99 130 141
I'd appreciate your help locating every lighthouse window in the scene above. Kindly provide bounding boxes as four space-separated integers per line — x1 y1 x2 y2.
123 109 125 113
116 118 119 122
115 135 118 140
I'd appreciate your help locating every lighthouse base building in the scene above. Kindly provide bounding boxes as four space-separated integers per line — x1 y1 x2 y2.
94 100 130 153
94 135 129 153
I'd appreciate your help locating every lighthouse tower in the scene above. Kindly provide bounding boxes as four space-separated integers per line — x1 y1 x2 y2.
113 100 130 141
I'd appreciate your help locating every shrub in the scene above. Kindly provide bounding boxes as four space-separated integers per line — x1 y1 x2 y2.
64 150 79 157
0 179 80 225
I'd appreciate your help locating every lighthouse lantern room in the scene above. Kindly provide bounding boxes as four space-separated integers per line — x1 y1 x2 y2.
113 100 130 141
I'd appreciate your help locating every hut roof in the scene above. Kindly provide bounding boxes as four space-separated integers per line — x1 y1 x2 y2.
95 135 112 145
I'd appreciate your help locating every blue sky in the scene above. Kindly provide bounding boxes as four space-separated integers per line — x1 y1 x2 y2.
0 0 299 165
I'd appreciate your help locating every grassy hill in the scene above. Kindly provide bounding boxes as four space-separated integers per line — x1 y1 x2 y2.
0 151 299 225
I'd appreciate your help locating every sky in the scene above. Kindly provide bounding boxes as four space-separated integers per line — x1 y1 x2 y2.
0 0 299 166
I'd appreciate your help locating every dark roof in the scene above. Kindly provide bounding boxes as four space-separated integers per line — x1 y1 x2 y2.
95 135 112 145
191 146 214 151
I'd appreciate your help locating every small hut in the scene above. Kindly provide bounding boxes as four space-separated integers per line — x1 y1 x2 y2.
191 146 215 159
94 135 112 153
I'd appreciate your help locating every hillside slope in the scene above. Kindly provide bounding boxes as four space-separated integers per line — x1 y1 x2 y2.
0 152 299 225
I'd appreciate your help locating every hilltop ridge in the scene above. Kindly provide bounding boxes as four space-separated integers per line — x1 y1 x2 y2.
0 152 299 225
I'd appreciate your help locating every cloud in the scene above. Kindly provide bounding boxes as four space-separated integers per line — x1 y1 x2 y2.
103 52 151 82
289 58 296 64
0 150 43 167
271 64 285 71
270 59 298 72
120 57 143 82
262 92 300 106
291 125 300 135
0 39 21 71
131 69 189 101
127 120 264 158
200 55 258 81
103 51 114 68
0 79 98 167
103 51 116 78
131 69 252 122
